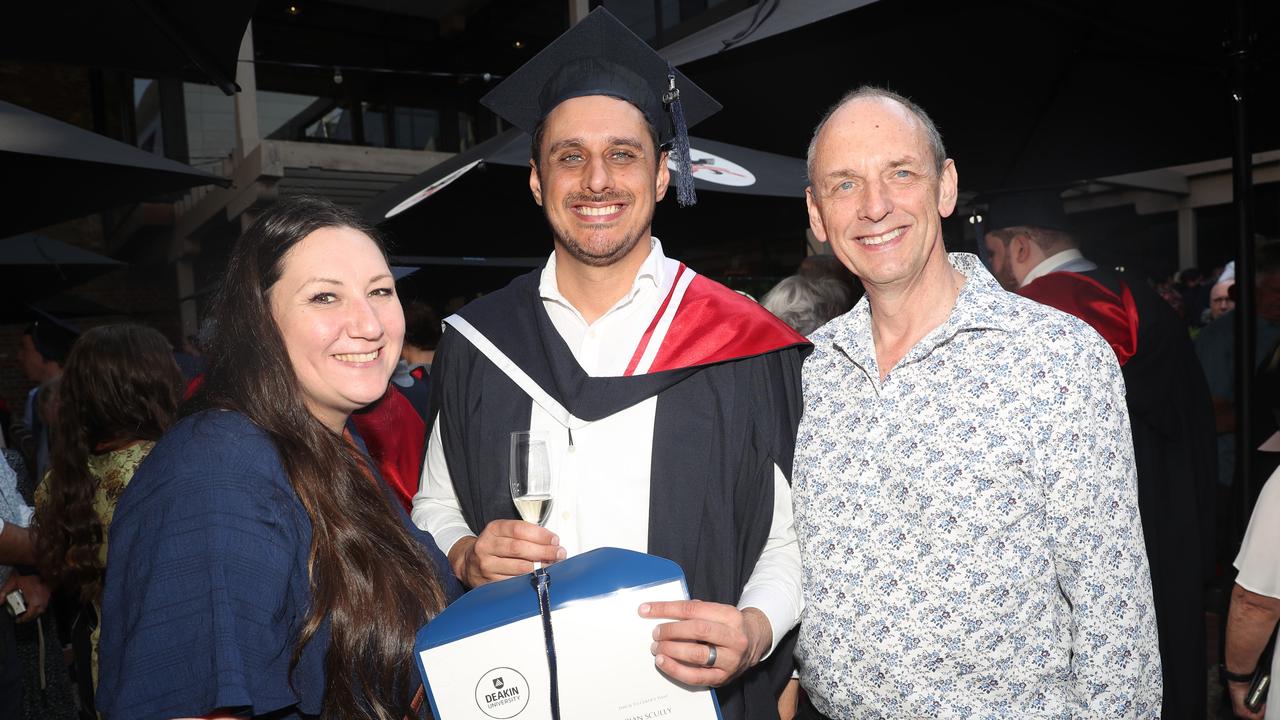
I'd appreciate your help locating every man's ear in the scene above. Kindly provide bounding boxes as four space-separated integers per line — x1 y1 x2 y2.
655 150 670 202
806 187 829 244
528 160 543 206
1012 233 1033 263
936 158 958 218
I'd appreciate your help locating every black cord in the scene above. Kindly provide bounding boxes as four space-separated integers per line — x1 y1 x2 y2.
532 567 561 720
722 0 780 51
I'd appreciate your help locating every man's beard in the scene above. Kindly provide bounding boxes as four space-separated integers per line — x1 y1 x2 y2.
993 263 1018 291
546 190 649 268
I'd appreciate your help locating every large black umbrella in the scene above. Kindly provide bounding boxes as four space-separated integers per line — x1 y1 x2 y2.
0 101 230 238
2 0 257 94
0 233 125 301
659 0 877 65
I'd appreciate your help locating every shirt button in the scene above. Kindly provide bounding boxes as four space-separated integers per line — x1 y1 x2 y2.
561 511 571 521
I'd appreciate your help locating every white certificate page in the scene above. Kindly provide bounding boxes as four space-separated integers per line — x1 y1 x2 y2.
420 579 719 720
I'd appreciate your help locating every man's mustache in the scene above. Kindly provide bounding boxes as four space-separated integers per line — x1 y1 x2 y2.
562 191 634 208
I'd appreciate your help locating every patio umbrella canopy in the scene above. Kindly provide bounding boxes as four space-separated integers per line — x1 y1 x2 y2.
0 233 125 301
0 101 229 238
2 0 257 94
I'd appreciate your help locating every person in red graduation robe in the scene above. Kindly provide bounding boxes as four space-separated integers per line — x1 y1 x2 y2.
985 224 1216 720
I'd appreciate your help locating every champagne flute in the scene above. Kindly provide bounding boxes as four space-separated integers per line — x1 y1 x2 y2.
509 431 553 569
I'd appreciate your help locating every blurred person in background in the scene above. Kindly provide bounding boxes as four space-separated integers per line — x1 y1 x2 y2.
33 323 183 712
1177 267 1210 329
12 315 78 481
1223 463 1280 720
400 300 441 370
393 300 440 417
761 274 853 336
1210 262 1236 323
1196 243 1280 489
0 454 35 718
984 215 1216 719
2 442 75 719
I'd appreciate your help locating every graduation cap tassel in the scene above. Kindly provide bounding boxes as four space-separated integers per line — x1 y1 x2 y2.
665 64 697 207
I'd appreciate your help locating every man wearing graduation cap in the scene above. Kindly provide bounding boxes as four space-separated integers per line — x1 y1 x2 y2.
981 195 1216 720
411 8 809 718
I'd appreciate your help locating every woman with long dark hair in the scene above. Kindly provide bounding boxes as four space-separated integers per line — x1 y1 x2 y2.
97 196 460 720
34 323 182 703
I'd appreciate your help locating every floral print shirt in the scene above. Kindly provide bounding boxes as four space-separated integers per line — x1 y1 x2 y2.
36 440 154 691
793 253 1161 718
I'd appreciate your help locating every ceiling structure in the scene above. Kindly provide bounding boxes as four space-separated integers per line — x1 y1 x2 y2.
248 0 567 107
685 0 1280 195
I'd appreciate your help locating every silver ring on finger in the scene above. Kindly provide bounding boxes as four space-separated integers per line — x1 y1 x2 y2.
703 643 718 668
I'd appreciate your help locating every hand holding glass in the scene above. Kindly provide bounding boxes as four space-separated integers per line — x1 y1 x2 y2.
509 431 553 569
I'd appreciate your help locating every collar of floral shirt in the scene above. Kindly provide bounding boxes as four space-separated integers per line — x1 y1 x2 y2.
830 252 1020 380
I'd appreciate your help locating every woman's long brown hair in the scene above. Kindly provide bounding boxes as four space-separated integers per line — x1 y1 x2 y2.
188 195 447 720
35 323 182 603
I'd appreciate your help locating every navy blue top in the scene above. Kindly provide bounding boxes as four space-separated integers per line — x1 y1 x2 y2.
97 410 461 720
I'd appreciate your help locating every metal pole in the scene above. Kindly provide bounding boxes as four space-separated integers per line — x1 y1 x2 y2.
1230 0 1257 520
568 0 591 25
233 23 259 162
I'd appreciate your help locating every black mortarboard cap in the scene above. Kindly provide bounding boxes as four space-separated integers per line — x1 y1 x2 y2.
24 308 80 364
979 187 1072 233
480 7 721 206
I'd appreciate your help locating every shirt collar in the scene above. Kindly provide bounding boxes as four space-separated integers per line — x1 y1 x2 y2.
941 252 1021 333
538 237 665 315
1021 248 1085 287
829 253 1017 375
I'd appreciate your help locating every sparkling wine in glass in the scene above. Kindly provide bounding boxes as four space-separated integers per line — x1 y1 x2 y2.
510 431 553 567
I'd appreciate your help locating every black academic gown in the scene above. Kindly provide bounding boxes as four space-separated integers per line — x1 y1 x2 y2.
1021 268 1216 720
428 267 809 720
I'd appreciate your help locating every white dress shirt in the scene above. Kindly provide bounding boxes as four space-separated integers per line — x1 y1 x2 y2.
1020 248 1087 287
413 239 802 655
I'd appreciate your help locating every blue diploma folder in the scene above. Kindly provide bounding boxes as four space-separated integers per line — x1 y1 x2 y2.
415 547 723 720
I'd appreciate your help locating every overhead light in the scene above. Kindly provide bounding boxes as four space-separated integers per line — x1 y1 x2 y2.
513 40 525 50
287 3 301 15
